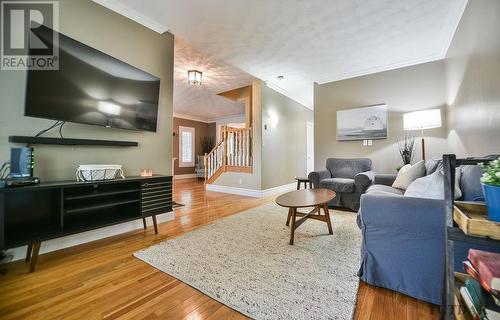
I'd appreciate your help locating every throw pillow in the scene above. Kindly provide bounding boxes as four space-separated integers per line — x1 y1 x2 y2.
392 160 426 190
404 169 462 200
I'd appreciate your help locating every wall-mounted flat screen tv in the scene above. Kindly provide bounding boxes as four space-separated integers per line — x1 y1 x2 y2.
25 25 160 132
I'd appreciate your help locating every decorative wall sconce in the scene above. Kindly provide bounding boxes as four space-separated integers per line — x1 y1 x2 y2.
267 112 280 129
187 70 203 85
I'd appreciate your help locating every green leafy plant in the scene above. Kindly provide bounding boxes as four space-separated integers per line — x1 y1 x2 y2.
479 158 500 186
200 136 215 155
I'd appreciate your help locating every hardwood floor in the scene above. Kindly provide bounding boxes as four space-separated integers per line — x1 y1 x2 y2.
0 179 439 319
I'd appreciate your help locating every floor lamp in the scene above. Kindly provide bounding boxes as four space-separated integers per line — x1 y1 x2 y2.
403 109 442 161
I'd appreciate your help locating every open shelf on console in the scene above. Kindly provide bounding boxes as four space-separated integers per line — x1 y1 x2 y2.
64 199 141 214
64 188 140 201
63 202 142 234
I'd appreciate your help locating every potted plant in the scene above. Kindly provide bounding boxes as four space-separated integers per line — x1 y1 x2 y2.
200 136 215 155
396 134 415 171
480 158 500 222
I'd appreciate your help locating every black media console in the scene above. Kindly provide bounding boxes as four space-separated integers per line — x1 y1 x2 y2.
0 175 172 272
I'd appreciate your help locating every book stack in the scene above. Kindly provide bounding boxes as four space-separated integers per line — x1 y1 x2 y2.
459 249 500 320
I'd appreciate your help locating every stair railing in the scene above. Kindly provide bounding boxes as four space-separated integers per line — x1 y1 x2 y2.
204 125 252 181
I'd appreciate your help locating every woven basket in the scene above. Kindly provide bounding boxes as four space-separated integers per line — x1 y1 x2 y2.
76 165 125 182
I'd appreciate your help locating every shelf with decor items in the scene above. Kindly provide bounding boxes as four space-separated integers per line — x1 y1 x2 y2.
8 136 139 147
442 154 500 319
0 175 172 273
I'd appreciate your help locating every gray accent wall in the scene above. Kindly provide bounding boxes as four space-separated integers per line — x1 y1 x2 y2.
314 60 448 174
0 0 174 181
261 84 313 189
445 0 500 157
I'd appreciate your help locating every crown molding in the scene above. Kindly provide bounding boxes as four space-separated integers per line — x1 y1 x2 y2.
315 52 444 85
173 112 213 123
174 112 248 123
211 114 246 123
93 0 169 34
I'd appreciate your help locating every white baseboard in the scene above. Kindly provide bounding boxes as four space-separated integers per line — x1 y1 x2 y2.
205 182 296 198
3 211 175 263
261 183 297 197
174 173 198 180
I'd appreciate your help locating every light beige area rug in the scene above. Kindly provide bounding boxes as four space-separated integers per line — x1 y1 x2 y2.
134 202 361 320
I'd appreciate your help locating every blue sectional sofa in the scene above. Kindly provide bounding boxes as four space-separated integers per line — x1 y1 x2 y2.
357 158 500 305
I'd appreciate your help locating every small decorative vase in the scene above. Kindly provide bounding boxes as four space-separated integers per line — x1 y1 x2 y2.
482 183 500 222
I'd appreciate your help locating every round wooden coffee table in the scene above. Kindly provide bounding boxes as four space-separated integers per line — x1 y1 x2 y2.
275 189 336 245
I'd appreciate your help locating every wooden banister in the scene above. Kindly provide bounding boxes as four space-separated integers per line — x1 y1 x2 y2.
205 126 253 182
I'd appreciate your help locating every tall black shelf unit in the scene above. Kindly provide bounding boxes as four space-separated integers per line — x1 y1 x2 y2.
442 154 500 319
0 175 172 272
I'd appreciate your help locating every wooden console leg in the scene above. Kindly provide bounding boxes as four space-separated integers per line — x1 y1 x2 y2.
142 217 147 230
29 242 41 273
152 215 158 234
25 244 33 263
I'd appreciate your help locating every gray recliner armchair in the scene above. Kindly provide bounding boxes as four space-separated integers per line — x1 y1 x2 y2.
308 158 375 211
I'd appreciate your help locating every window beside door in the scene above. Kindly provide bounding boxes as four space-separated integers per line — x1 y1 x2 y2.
179 126 195 167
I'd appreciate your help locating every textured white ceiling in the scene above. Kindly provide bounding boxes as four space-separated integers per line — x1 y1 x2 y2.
95 0 467 109
173 38 254 121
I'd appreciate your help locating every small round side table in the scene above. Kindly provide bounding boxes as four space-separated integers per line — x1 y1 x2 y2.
295 177 312 190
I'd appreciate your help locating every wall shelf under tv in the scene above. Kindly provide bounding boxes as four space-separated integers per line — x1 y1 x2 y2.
8 136 139 147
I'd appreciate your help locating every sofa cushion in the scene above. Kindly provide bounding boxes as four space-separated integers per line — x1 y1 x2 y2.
392 160 426 190
366 184 404 196
404 170 462 200
319 178 355 193
326 158 372 179
460 165 485 201
425 159 441 175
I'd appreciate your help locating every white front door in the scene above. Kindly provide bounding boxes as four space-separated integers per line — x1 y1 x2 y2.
306 121 314 175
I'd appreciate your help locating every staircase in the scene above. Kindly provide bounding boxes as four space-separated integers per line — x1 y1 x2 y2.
204 126 252 184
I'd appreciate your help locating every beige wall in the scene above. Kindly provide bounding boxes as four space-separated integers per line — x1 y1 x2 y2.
314 60 448 174
261 84 312 189
213 81 263 189
173 117 216 175
213 81 312 190
445 0 500 157
0 0 174 180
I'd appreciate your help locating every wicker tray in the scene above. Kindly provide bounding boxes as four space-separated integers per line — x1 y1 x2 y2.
454 202 500 240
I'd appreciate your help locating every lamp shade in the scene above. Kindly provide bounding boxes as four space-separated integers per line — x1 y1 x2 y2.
403 109 441 131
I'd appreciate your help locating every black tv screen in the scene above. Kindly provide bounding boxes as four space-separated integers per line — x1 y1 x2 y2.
25 25 160 132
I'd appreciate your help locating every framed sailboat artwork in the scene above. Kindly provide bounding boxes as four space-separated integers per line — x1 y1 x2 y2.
336 104 388 141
